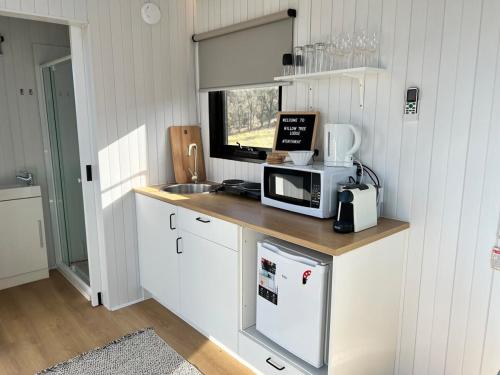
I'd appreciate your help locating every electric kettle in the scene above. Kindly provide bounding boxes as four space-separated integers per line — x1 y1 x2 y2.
324 123 361 167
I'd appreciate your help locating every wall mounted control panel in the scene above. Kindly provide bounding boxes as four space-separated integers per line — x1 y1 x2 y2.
405 87 419 115
404 87 420 122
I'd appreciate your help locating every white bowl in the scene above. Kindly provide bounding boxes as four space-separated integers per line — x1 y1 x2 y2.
288 151 314 166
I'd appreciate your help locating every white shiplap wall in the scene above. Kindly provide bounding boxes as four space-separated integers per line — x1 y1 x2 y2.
86 0 197 308
0 0 87 23
196 1 500 374
0 15 70 267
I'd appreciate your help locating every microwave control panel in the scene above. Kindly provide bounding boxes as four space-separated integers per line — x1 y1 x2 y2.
311 173 321 208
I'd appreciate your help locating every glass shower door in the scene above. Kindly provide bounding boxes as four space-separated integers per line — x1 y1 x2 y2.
42 58 89 285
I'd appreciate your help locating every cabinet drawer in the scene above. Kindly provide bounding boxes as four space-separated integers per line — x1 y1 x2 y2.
239 333 303 375
177 207 239 249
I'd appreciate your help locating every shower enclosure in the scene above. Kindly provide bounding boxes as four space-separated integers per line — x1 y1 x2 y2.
41 56 89 285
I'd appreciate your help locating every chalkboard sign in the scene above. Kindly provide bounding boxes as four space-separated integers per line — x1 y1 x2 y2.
273 111 319 154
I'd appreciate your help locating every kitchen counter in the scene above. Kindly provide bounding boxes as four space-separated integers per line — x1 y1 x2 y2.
134 185 409 257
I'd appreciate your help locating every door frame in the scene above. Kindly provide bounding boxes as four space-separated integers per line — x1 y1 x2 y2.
5 9 110 307
68 25 108 307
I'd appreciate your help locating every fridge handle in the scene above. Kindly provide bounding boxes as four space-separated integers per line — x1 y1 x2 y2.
262 243 321 267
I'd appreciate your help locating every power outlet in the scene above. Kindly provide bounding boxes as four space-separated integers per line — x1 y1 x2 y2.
493 214 500 271
376 187 384 218
377 187 384 204
492 247 500 271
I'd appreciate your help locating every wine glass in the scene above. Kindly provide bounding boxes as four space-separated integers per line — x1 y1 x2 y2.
335 32 352 69
353 30 368 67
365 32 379 67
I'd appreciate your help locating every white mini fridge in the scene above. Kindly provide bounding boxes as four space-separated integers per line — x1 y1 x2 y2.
256 238 332 368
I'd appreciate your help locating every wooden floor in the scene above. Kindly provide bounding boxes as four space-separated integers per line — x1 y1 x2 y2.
0 271 253 375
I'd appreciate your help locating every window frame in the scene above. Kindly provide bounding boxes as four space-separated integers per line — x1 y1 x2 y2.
209 86 282 163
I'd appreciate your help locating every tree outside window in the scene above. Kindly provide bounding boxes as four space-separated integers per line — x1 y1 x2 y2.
225 86 280 149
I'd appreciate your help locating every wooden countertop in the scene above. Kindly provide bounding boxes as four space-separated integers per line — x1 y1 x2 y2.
134 186 409 257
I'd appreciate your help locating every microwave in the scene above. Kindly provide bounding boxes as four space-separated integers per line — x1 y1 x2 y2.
261 163 356 218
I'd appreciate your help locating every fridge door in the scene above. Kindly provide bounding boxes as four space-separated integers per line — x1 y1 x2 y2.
256 242 330 368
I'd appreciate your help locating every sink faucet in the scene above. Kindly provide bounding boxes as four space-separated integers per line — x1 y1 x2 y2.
187 143 198 183
16 171 34 186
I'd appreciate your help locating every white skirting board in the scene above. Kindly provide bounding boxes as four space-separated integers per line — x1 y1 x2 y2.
0 268 49 291
109 297 146 312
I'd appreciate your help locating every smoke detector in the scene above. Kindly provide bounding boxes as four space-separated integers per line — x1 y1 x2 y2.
141 2 161 25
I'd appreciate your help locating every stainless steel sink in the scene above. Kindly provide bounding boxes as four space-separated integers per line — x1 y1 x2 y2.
161 183 215 194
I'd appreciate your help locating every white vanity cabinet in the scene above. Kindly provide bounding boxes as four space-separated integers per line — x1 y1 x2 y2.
136 194 180 314
0 186 48 290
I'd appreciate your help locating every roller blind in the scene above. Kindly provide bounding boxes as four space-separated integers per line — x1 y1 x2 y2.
193 10 295 91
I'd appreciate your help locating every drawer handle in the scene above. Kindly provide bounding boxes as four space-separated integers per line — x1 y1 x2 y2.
169 213 176 230
176 237 182 254
266 357 285 371
196 217 210 223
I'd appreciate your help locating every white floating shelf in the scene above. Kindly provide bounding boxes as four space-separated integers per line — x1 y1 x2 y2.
274 67 384 82
274 67 385 108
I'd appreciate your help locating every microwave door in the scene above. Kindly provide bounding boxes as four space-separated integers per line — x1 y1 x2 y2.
275 175 304 199
265 167 312 207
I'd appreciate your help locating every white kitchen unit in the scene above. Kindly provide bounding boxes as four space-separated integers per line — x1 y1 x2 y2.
135 191 409 375
136 195 240 353
136 194 180 314
239 227 408 375
0 186 48 290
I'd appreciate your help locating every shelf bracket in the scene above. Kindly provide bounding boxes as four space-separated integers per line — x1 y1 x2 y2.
308 82 314 110
358 75 365 108
342 72 366 108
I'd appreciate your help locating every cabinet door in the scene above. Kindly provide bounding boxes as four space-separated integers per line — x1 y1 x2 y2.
136 194 180 314
179 230 239 352
0 197 48 279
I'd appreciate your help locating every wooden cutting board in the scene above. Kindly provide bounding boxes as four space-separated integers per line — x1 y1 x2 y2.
169 125 206 183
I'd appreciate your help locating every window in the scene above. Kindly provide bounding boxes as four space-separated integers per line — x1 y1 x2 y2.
209 86 282 162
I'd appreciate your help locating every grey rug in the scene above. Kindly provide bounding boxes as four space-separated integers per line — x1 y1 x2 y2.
36 328 203 375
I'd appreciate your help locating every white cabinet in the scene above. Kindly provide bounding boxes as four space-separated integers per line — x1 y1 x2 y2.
0 194 48 290
135 197 240 353
136 194 180 314
178 229 239 352
135 194 409 375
